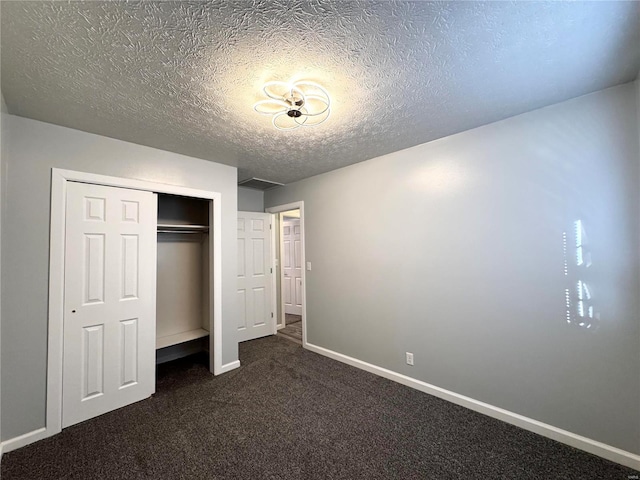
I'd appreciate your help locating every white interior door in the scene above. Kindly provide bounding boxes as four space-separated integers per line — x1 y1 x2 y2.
283 219 303 316
62 181 157 428
237 212 274 342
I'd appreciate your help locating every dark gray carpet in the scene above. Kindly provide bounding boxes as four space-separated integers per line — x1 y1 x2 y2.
2 336 636 479
279 314 302 342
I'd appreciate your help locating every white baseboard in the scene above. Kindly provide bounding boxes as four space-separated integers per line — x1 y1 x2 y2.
217 360 240 374
0 427 50 455
305 342 640 471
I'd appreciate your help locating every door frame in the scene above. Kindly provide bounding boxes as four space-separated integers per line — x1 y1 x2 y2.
46 168 223 441
265 201 307 347
281 215 302 318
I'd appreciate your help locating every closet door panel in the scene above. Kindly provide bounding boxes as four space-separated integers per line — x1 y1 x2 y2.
121 200 139 222
63 181 157 428
120 318 138 388
81 324 104 400
121 234 139 300
84 197 106 221
83 233 106 305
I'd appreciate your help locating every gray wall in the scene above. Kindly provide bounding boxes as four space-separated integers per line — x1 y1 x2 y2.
238 186 264 212
1 115 239 441
266 83 640 454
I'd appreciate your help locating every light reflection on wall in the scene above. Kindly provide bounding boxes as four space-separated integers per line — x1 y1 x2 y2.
563 219 598 329
408 160 469 195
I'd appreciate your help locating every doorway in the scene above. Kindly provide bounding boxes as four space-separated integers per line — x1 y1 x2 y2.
266 202 307 347
280 209 302 342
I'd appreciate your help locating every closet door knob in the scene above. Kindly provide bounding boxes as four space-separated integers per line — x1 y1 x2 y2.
71 309 76 313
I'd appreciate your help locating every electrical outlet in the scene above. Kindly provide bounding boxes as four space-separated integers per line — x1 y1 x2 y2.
406 352 414 366
306 261 312 271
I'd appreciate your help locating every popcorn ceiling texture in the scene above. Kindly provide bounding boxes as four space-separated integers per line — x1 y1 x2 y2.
1 1 639 184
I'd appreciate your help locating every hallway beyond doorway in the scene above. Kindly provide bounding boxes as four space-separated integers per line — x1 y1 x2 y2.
278 314 302 343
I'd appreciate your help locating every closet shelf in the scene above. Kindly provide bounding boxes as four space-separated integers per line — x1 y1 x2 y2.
157 224 209 234
156 328 209 349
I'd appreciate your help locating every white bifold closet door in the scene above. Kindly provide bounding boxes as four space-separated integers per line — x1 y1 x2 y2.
237 212 274 342
62 182 157 428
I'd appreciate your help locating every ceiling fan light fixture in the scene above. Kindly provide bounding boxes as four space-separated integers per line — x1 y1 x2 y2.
254 80 331 130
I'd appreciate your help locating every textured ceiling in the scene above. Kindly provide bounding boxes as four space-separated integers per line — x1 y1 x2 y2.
2 1 639 184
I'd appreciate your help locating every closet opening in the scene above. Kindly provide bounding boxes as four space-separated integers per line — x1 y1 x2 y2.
156 194 213 367
47 169 224 441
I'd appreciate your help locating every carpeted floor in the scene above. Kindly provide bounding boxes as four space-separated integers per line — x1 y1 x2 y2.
278 313 302 343
2 336 636 479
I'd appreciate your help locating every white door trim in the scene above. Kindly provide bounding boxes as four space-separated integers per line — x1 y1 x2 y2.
276 214 286 330
45 168 224 445
270 213 278 334
265 202 307 347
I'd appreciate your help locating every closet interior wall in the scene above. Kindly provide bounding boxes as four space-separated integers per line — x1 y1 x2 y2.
156 194 211 364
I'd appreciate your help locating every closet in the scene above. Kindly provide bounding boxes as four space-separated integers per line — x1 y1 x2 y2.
156 194 211 363
59 178 215 429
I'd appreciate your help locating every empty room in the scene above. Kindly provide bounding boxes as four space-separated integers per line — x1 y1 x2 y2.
0 1 639 478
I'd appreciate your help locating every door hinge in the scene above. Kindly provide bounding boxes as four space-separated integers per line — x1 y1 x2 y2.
270 267 273 273
270 224 272 230
271 312 274 318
